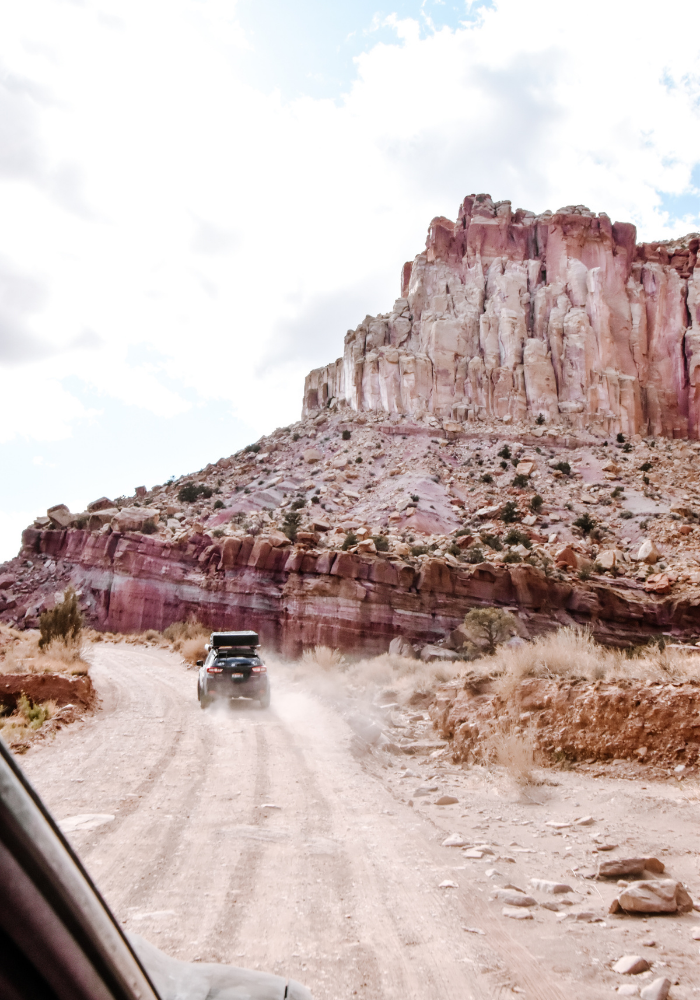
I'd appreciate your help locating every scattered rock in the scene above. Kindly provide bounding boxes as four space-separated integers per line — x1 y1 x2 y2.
612 956 650 975
636 539 660 564
463 848 485 859
420 644 461 662
639 978 671 1000
439 880 458 889
610 879 693 914
545 821 571 829
388 636 417 658
435 795 459 805
617 986 638 997
574 815 595 826
462 926 485 935
598 858 665 878
302 448 323 463
442 833 466 847
530 878 573 894
502 906 533 920
413 785 438 797
492 891 536 907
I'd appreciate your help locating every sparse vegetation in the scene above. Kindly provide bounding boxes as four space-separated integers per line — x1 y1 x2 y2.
480 534 503 550
177 482 213 503
465 546 484 563
244 442 261 453
504 528 531 548
283 510 302 541
500 501 520 523
498 445 511 459
342 532 358 550
372 534 389 552
141 518 158 534
39 589 82 651
530 493 543 512
342 429 351 440
511 473 529 488
410 544 429 556
553 460 571 475
573 512 596 535
480 473 493 484
213 500 224 509
462 607 519 654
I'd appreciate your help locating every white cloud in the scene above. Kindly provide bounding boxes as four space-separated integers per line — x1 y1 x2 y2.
0 0 699 449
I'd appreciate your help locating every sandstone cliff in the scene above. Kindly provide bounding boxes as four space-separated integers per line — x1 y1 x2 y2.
303 194 700 439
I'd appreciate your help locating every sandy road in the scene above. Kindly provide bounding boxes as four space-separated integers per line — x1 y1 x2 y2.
20 645 575 1000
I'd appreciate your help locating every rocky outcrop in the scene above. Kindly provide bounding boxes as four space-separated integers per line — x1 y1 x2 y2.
304 194 700 439
17 525 700 653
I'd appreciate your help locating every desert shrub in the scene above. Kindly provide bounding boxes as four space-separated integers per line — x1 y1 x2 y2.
355 456 363 464
504 528 531 548
410 544 429 556
501 501 520 523
553 461 571 475
373 535 389 552
463 607 519 654
213 500 224 509
481 534 503 551
411 494 419 502
244 442 261 453
342 532 358 550
498 445 511 459
178 482 212 503
342 429 351 440
620 510 634 519
480 473 493 484
578 564 593 581
511 474 529 488
530 494 543 512
311 495 320 504
611 486 624 498
39 589 82 650
283 510 302 541
617 432 625 443
141 519 158 534
639 461 652 472
535 413 545 425
290 498 306 510
465 546 484 564
573 512 596 535
500 460 508 469
503 551 522 563
455 527 471 537
622 442 633 453
482 722 539 785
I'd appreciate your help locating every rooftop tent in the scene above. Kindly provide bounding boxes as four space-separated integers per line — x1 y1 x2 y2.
210 631 260 648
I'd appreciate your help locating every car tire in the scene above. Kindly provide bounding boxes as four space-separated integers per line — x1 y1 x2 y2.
259 688 271 709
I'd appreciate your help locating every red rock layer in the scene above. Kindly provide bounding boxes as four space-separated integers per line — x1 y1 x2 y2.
20 526 700 651
431 676 700 767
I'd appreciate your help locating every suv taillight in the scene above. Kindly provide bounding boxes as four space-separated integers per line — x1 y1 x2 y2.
252 665 267 673
207 666 223 673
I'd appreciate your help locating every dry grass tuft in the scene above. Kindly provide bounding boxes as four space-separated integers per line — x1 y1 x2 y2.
0 694 59 745
0 627 89 676
481 720 540 786
301 645 346 671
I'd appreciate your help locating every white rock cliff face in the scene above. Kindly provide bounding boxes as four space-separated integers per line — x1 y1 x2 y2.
303 194 700 438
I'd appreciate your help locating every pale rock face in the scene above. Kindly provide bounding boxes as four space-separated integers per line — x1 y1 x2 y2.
302 194 700 438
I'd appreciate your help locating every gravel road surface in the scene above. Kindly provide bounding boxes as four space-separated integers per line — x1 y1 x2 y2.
21 644 572 1000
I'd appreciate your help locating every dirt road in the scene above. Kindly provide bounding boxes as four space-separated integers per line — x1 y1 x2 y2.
19 645 700 999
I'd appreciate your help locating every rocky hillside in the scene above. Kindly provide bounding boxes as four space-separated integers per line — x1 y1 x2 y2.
4 192 700 650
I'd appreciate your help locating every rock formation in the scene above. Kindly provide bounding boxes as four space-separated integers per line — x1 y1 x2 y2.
303 194 700 439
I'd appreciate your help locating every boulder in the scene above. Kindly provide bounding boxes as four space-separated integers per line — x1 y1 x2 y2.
636 539 660 564
610 879 693 914
555 545 579 569
644 573 672 594
88 508 119 531
612 955 650 975
111 507 161 533
87 496 115 512
640 978 671 1000
420 644 461 662
303 448 323 464
596 549 620 571
598 857 664 878
47 504 74 529
389 636 417 658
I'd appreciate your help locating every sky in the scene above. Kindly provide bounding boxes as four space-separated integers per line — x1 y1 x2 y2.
1 0 700 560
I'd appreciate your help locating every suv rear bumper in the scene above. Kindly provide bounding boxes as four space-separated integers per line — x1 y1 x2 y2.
205 676 269 699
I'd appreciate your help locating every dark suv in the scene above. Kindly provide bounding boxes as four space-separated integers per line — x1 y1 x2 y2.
197 631 270 709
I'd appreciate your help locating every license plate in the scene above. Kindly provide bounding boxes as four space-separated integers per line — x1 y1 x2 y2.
231 673 244 678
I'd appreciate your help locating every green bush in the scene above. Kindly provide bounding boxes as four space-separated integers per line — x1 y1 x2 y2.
503 550 522 563
573 512 596 535
141 519 158 534
410 544 428 556
501 501 520 523
39 588 83 649
512 473 529 488
311 495 320 504
292 432 300 441
355 456 363 463
342 429 351 440
462 606 518 653
639 461 652 472
480 533 503 551
611 486 624 498
342 532 358 550
617 432 625 443
620 510 634 520
465 546 484 564
553 461 571 475
178 482 213 503
530 494 543 512
290 498 306 510
244 442 261 453
213 500 224 509
500 460 508 469
282 511 302 542
480 473 493 484
372 535 389 552
498 445 511 459
504 528 531 548
622 442 633 453
535 413 545 425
